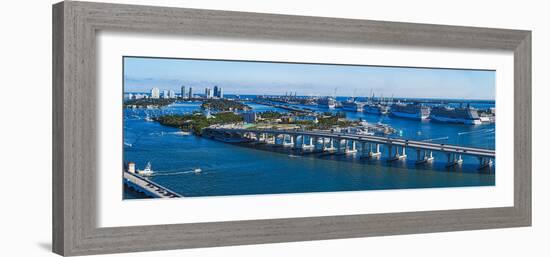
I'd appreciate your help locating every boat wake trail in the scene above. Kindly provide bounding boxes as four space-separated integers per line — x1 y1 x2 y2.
148 170 202 176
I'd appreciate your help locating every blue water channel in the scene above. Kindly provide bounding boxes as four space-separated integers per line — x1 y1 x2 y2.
123 100 495 199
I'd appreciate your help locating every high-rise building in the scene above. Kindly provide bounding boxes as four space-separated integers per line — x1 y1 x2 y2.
150 88 160 99
213 86 219 98
218 87 224 98
188 87 193 98
180 86 186 99
205 88 213 99
168 90 176 99
162 90 169 99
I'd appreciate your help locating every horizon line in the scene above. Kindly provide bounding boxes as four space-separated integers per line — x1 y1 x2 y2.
122 91 495 101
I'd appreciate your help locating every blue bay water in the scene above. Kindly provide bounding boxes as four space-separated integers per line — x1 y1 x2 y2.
123 101 495 198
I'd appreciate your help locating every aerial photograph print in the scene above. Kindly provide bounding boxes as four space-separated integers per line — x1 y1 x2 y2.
122 56 496 199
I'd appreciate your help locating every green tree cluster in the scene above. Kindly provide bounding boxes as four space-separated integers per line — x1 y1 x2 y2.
201 99 251 111
155 112 243 135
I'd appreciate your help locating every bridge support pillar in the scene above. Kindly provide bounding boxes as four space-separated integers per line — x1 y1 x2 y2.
265 133 273 144
257 133 264 142
322 138 335 151
282 134 293 147
346 140 357 154
388 145 406 161
369 143 381 158
446 152 463 167
312 137 318 150
292 135 305 149
415 149 434 164
299 136 314 149
338 139 346 153
478 157 494 170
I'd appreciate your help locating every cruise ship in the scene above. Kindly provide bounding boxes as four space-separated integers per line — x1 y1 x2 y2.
430 105 482 125
390 103 430 120
364 103 390 115
317 97 336 109
341 98 365 112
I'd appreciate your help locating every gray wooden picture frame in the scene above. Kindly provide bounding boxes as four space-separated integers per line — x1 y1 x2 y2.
52 1 531 256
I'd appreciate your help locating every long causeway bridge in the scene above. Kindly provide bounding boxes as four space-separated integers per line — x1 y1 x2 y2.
203 128 495 169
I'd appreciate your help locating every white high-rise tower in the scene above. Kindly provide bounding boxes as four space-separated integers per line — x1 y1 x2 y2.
150 88 160 99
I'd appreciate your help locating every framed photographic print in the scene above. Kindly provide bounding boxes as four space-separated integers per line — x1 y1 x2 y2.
53 1 531 256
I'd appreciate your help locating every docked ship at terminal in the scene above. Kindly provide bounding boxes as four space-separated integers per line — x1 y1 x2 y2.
317 97 336 109
430 105 484 125
316 96 494 125
254 93 494 125
342 98 366 112
390 103 431 120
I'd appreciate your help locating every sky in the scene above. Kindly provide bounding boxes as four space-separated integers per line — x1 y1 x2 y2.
123 56 495 100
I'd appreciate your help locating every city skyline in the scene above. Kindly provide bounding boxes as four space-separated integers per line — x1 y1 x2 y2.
124 57 496 100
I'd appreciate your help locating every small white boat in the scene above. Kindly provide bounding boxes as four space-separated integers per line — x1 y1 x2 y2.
137 162 154 176
193 168 202 173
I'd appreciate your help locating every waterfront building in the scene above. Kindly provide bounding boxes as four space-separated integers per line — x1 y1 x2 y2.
213 86 219 98
162 90 169 99
241 112 257 123
180 86 186 99
150 87 160 99
168 90 176 99
127 93 134 100
218 87 223 98
188 87 193 98
205 87 214 99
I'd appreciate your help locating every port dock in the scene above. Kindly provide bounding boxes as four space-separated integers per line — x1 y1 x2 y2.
123 171 182 198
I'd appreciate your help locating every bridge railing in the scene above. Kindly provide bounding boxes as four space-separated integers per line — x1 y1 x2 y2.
205 127 494 156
